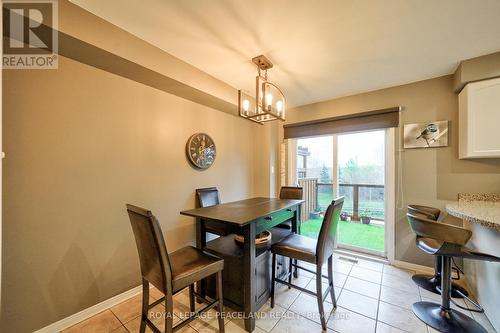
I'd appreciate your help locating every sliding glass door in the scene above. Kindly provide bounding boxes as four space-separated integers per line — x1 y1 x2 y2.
292 129 389 257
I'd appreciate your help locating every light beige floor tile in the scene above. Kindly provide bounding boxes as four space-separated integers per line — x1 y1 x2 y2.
333 272 348 288
304 279 341 304
343 276 380 299
111 293 157 324
269 311 328 333
63 310 122 333
381 272 419 295
150 287 165 300
417 286 441 301
289 292 334 324
354 259 384 273
124 304 183 333
383 265 416 279
188 308 227 333
377 301 427 333
332 260 353 275
226 318 267 333
327 306 376 333
255 302 287 332
309 272 347 290
471 311 497 333
110 326 129 333
291 274 313 288
380 285 421 310
273 283 301 309
349 266 382 284
375 321 406 333
337 289 378 319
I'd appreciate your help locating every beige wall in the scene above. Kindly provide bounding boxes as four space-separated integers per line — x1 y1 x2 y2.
285 75 500 265
1 3 278 332
1 54 272 332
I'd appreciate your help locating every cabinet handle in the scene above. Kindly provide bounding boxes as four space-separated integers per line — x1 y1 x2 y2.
265 216 273 221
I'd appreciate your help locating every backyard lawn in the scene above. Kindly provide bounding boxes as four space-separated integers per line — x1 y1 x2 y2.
301 217 385 252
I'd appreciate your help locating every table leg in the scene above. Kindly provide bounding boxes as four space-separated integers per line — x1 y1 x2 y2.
196 219 207 302
243 223 256 332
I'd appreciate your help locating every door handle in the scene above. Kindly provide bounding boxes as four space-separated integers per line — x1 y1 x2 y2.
265 216 273 221
286 208 292 212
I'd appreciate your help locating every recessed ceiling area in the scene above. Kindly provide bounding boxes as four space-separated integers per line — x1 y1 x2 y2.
70 0 500 107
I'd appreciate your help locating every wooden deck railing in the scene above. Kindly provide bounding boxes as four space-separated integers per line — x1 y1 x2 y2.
297 178 318 222
338 183 384 221
298 179 384 221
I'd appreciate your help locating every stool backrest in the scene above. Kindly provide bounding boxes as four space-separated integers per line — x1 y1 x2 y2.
316 197 344 263
407 213 472 246
196 187 220 208
126 204 172 294
407 205 440 221
279 186 303 200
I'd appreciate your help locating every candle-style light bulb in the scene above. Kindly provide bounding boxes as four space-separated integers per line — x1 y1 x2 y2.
276 100 283 115
242 99 250 115
266 93 273 111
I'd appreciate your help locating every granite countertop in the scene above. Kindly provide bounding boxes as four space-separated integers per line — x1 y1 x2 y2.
446 193 500 230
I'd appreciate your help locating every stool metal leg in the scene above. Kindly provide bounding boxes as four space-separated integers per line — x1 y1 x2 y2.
412 256 468 298
412 256 487 333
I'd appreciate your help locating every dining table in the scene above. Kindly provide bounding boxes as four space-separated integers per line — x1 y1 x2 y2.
180 197 304 332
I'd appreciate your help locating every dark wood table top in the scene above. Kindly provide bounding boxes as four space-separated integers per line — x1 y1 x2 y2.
180 197 304 226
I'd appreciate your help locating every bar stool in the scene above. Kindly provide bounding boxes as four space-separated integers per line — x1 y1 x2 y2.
126 204 225 333
270 197 344 330
408 205 468 298
407 213 500 333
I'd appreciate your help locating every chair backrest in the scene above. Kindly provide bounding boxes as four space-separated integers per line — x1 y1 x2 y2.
316 197 344 263
407 205 440 221
407 213 472 246
196 187 220 208
279 186 303 200
126 204 172 294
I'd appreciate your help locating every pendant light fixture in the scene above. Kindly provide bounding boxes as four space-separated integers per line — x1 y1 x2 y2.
238 55 286 124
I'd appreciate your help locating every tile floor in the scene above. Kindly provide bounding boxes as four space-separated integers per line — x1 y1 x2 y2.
62 255 497 333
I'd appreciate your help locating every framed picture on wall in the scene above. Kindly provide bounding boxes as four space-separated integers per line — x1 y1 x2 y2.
403 120 449 148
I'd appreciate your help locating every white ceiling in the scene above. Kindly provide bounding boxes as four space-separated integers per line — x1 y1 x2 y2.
71 0 500 107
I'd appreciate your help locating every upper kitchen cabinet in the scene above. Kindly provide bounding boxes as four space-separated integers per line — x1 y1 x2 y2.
458 77 500 159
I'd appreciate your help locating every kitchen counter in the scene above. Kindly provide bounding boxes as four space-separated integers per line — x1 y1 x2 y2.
446 193 500 230
446 193 500 332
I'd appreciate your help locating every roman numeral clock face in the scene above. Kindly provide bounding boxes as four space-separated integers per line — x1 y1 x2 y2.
186 133 216 169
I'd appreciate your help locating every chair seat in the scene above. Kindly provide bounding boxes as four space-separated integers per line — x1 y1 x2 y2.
416 237 443 255
271 233 317 264
170 246 224 292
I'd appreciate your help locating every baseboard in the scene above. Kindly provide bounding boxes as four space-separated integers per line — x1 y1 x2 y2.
33 285 143 333
393 260 434 274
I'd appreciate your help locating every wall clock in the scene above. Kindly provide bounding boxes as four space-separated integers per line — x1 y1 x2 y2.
186 133 216 169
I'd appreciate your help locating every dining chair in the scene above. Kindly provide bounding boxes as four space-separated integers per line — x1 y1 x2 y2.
275 186 303 230
196 187 227 237
407 213 500 333
126 204 225 333
270 197 344 330
408 205 468 298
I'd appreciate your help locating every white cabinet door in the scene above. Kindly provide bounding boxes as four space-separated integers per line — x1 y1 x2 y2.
459 77 500 159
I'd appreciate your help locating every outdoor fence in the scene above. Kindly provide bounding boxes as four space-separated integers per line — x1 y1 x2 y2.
298 179 385 222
